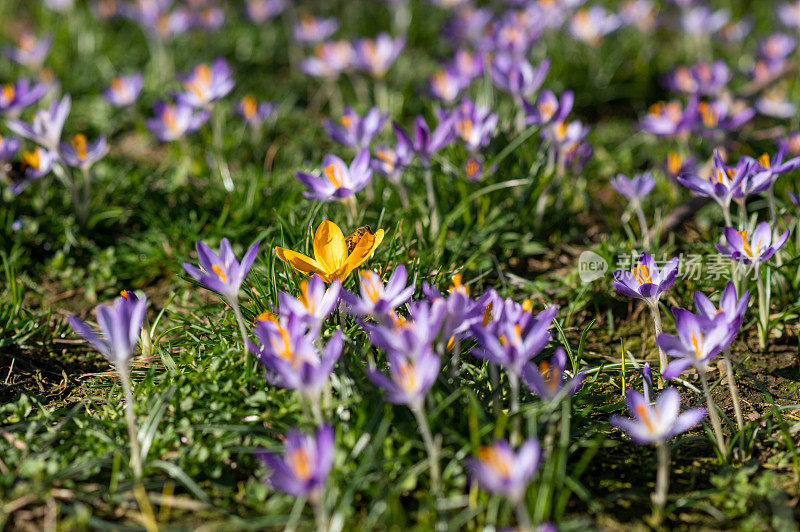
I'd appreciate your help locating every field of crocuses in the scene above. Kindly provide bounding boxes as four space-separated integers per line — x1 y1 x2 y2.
3 0 800 530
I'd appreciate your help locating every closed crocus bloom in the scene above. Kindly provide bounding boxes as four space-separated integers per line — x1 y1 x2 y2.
569 6 621 46
295 148 373 201
523 90 574 126
423 274 485 348
178 58 235 108
716 222 790 266
428 67 468 104
257 425 334 497
522 347 585 401
468 438 541 502
277 275 341 329
324 106 386 149
182 238 260 305
693 282 748 344
59 134 109 169
393 115 455 166
657 309 733 379
449 98 498 152
251 316 343 399
342 264 415 318
610 388 706 444
8 95 71 151
354 33 405 78
69 293 148 363
610 171 655 204
367 348 441 408
363 298 447 360
760 33 796 63
276 220 384 284
146 100 209 141
613 252 678 305
301 41 355 78
104 74 144 107
293 15 339 44
490 54 550 97
0 79 47 114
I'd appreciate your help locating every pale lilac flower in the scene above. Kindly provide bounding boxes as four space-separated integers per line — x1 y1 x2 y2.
182 238 260 305
59 134 109 169
324 107 386 149
657 309 733 379
69 293 147 363
611 388 706 444
760 33 796 63
621 0 656 32
104 73 144 107
665 62 729 96
146 100 209 142
0 135 21 161
521 347 585 401
569 6 621 46
367 348 440 407
428 67 468 104
681 6 729 35
244 0 285 23
9 147 55 195
640 99 697 137
393 115 455 165
301 41 355 78
295 148 372 201
354 33 405 78
236 95 275 127
491 54 550 97
443 7 492 45
755 91 797 119
342 264 415 319
613 252 678 306
277 275 341 330
610 171 655 203
523 90 573 126
0 79 47 114
467 439 541 502
715 222 790 266
178 58 235 108
8 95 71 151
778 1 800 28
371 142 412 182
257 425 334 497
293 15 338 44
449 98 498 152
4 32 52 68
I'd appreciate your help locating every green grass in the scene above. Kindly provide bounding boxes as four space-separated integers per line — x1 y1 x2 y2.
2 0 800 530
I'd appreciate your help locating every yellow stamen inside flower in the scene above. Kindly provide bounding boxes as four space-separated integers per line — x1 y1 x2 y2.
449 273 468 295
665 101 682 123
2 84 15 103
635 404 656 433
457 119 473 142
22 149 40 169
360 272 382 303
697 102 718 128
432 71 450 95
212 264 227 282
499 324 523 347
482 303 493 326
257 310 276 322
287 448 312 480
298 280 316 313
633 262 652 284
691 331 703 359
758 153 770 168
72 134 88 160
554 121 567 141
539 360 558 392
393 361 417 392
324 163 344 187
466 157 480 179
120 290 130 299
162 106 178 132
477 446 511 478
241 95 257 120
185 64 212 99
522 300 533 312
667 151 682 175
736 230 754 257
539 101 555 121
18 34 35 52
340 114 353 129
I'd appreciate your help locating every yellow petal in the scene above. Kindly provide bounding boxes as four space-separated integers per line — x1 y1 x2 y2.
276 247 323 275
313 220 347 274
337 228 384 282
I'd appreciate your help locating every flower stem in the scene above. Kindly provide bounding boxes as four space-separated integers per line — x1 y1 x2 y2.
723 349 744 432
232 302 252 383
116 361 142 479
652 441 670 522
509 372 521 445
735 198 747 230
411 402 441 493
767 186 777 226
310 490 329 532
649 302 666 388
489 363 500 417
755 265 769 349
700 371 728 461
514 498 533 532
424 166 440 238
634 201 650 248
721 201 732 229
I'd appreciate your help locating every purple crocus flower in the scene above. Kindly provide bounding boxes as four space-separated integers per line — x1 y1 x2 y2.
521 347 585 401
194 5 226 31
257 425 334 497
236 95 274 127
245 0 285 23
610 388 706 444
59 134 109 169
9 147 55 195
342 264 414 319
621 0 657 32
296 148 372 201
471 305 558 377
467 438 540 502
756 91 797 119
367 348 441 407
277 275 341 330
640 99 697 137
69 292 147 363
393 115 455 166
451 49 483 81
694 282 748 345
324 107 386 150
443 6 492 45
424 274 486 350
681 6 729 35
8 95 71 151
613 252 678 306
364 298 447 361
465 156 483 181
777 131 800 157
490 54 550 98
542 119 592 166
449 98 498 152
0 79 47 115
0 135 21 162
610 171 655 204
665 62 729 96
178 59 234 108
354 33 405 78
715 222 790 266
4 33 52 68
145 100 209 142
372 142 412 183
695 99 754 132
301 41 355 78
120 0 192 40
569 6 621 46
104 74 144 107
677 150 751 214
251 316 343 399
182 238 260 305
428 67 468 104
761 33 796 63
523 90 573 126
485 15 539 57
657 309 733 379
293 15 339 44
778 1 800 29
742 151 800 195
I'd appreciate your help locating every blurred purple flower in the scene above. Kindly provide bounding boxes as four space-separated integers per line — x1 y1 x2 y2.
0 79 47 115
367 348 440 407
613 252 678 306
245 0 285 23
182 238 260 305
354 33 404 78
293 15 338 44
8 95 71 151
521 347 585 401
4 32 52 68
523 90 573 126
146 100 209 141
9 147 55 195
569 6 621 46
257 425 334 497
611 388 705 444
69 293 147 363
491 54 550 98
301 41 355 78
178 58 234 108
236 95 275 127
296 148 372 201
715 221 790 266
59 134 109 169
104 73 144 107
610 171 655 204
324 107 386 150
449 98 498 152
467 438 540 502
393 115 455 165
